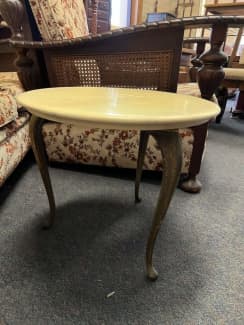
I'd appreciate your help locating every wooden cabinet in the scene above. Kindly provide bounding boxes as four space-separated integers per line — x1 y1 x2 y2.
86 0 111 33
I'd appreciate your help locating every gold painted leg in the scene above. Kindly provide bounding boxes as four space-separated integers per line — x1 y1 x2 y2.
135 131 150 203
146 131 182 280
29 115 56 229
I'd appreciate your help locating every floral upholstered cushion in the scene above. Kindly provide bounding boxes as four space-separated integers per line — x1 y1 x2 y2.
0 111 30 143
29 0 89 40
0 72 24 127
42 123 193 174
0 111 31 186
0 72 24 98
0 90 18 127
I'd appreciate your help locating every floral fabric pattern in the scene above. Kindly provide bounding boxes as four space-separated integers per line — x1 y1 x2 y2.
0 111 30 143
0 72 24 98
29 0 89 40
42 123 193 174
0 90 18 128
0 112 31 186
0 72 24 127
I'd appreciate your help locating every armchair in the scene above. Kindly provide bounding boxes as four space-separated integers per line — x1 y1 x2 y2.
1 1 242 193
0 15 30 186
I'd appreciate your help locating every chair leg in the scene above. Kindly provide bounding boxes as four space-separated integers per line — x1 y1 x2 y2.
215 86 228 123
135 131 150 203
179 123 208 194
179 174 202 193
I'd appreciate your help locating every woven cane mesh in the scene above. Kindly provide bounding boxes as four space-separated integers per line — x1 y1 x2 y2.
50 51 174 91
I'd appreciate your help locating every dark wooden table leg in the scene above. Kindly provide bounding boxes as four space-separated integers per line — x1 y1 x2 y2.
146 130 182 280
29 115 56 229
135 131 150 203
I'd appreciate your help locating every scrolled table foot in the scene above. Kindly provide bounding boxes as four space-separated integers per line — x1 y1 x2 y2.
30 115 56 228
135 195 141 204
146 131 182 280
146 264 158 281
135 131 149 203
42 211 55 230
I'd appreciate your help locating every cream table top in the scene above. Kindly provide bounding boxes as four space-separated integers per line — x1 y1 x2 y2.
17 87 220 130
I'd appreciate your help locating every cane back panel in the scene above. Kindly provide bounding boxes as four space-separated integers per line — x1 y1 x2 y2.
46 51 174 91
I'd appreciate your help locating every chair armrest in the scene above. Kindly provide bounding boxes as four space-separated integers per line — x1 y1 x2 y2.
9 21 185 93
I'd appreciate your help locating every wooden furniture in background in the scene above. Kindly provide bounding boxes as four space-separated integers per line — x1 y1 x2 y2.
135 0 144 24
218 68 244 120
203 1 244 120
130 0 139 25
205 1 244 16
204 1 244 66
175 0 194 18
85 0 111 34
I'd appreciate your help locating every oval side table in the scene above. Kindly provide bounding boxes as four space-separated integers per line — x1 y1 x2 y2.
17 87 220 280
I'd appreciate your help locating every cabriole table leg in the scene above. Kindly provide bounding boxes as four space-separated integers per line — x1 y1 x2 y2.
135 131 150 203
146 130 182 280
29 115 56 229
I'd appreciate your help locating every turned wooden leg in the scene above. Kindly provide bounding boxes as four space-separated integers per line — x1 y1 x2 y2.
179 123 208 194
179 175 202 193
146 131 182 280
215 86 228 124
135 131 150 203
29 115 56 228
